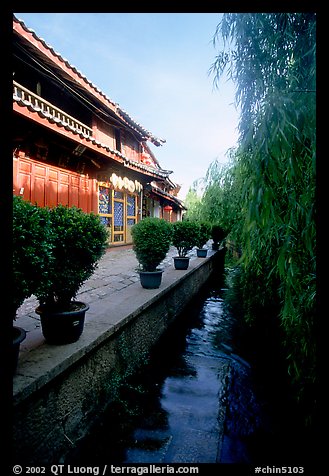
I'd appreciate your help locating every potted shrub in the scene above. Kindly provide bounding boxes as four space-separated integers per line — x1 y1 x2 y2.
211 224 226 250
131 217 172 289
13 196 53 372
195 221 211 257
171 220 199 270
35 205 108 344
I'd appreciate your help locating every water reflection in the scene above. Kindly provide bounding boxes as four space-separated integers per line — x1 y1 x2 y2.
66 277 270 464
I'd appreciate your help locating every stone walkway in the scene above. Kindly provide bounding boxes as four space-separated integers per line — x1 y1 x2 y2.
15 245 198 351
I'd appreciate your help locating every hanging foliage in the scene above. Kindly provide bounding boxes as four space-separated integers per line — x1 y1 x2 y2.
204 13 316 425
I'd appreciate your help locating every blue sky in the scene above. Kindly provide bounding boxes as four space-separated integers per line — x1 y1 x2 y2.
14 12 240 199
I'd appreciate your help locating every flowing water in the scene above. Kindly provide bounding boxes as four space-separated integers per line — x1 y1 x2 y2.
66 274 311 465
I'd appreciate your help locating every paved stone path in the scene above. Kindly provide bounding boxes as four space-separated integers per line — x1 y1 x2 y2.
15 245 197 338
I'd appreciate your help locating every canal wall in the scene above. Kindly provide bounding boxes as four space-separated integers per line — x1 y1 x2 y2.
13 249 225 464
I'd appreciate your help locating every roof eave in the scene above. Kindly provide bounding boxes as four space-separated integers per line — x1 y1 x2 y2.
13 14 166 146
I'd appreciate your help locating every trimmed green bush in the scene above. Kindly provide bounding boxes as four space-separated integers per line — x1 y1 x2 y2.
211 224 226 245
35 205 108 310
171 220 199 257
195 221 212 249
13 196 53 319
131 217 172 272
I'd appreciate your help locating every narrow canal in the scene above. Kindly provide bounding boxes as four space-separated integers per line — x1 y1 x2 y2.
66 271 310 465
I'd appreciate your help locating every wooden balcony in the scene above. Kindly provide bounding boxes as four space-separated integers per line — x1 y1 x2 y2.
13 81 93 138
13 81 172 181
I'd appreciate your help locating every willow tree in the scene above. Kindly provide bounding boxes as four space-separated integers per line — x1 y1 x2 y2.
184 191 201 222
210 13 316 424
199 153 246 236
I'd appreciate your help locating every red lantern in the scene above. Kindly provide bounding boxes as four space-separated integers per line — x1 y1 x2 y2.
163 205 172 211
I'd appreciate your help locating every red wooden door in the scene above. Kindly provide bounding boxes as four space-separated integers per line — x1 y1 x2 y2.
13 156 93 212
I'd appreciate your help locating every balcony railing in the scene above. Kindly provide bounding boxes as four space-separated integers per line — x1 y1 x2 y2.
13 81 172 180
13 81 93 138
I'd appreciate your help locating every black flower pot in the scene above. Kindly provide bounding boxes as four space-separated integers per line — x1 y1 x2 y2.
138 270 163 289
13 326 26 374
196 248 207 258
36 301 89 344
173 256 190 270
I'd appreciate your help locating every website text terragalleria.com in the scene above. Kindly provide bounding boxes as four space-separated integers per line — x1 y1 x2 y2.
12 464 312 475
13 465 199 475
52 466 198 475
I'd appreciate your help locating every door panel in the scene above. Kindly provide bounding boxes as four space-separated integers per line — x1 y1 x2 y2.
14 156 92 212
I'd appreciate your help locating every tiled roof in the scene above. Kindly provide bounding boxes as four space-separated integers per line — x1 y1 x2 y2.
13 14 166 147
150 184 186 209
13 92 171 180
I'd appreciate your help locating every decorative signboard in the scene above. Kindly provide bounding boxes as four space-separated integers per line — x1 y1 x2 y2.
98 173 143 194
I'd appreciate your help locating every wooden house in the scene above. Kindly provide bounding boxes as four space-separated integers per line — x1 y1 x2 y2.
13 15 185 246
